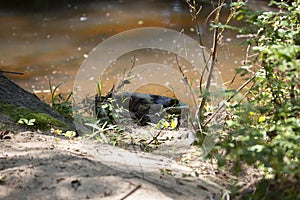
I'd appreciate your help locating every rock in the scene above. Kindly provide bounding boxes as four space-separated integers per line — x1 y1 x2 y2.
0 73 75 130
95 92 188 126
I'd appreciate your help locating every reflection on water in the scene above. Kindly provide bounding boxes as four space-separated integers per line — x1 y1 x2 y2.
0 0 267 100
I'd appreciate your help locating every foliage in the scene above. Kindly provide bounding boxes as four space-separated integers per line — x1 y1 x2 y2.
218 1 300 199
153 114 179 130
51 128 77 139
18 118 36 126
83 82 124 145
0 103 68 130
85 121 118 143
49 81 73 119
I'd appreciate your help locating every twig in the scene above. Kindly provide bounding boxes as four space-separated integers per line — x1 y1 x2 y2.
205 3 226 25
115 56 136 92
198 1 223 115
227 72 238 88
0 70 24 75
203 73 257 127
228 44 253 88
145 129 163 147
175 55 201 132
199 0 242 130
199 54 212 92
236 81 255 105
186 0 207 63
120 184 142 200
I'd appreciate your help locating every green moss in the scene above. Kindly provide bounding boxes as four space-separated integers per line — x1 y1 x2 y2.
0 103 69 130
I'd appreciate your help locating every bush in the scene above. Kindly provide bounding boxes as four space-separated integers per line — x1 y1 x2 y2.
219 1 300 199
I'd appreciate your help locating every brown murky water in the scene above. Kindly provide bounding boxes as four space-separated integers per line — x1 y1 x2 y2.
0 0 269 101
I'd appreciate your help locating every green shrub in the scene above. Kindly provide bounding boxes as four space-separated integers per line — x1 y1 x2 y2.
219 1 300 199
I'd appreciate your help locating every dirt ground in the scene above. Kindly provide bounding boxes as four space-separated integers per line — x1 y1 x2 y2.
0 131 228 200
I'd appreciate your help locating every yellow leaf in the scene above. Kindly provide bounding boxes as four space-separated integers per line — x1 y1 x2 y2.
259 116 266 122
171 118 178 129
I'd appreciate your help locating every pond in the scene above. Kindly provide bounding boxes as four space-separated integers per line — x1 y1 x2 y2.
0 0 270 101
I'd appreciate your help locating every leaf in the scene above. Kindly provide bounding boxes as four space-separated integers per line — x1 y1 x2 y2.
170 118 178 129
248 145 264 152
101 104 109 109
258 116 265 122
85 122 102 131
64 131 76 138
27 119 36 126
51 128 63 135
161 120 170 128
0 176 6 184
18 118 27 124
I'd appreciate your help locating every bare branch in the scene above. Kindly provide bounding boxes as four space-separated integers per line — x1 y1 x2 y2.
115 56 136 92
203 73 257 127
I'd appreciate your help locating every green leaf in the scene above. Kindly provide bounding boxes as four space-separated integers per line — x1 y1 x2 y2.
27 118 36 126
248 145 264 152
18 118 35 126
18 118 27 124
101 104 109 109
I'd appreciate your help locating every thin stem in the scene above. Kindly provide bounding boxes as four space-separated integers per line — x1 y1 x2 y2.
115 56 136 92
198 1 223 115
175 55 201 132
204 73 257 127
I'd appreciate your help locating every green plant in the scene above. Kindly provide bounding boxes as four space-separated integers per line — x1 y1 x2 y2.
51 128 77 139
85 121 118 143
95 81 129 125
153 114 179 130
218 1 300 199
18 118 36 126
49 80 73 119
0 176 5 184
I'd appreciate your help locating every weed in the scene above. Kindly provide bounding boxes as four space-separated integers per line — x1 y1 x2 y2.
18 118 36 126
48 80 73 119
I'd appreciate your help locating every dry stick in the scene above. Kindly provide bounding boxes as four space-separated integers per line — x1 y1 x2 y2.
203 0 244 89
145 129 163 147
227 72 238 89
175 55 198 108
199 54 212 92
186 0 214 131
211 1 243 40
236 81 256 105
0 70 24 75
186 0 207 64
227 45 251 89
203 74 257 127
120 184 142 200
115 56 136 92
175 55 200 132
198 1 223 114
205 2 225 25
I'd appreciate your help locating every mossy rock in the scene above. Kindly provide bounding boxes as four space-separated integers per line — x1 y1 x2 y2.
0 103 71 131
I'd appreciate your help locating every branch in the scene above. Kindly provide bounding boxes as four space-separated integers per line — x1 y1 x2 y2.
203 74 257 127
